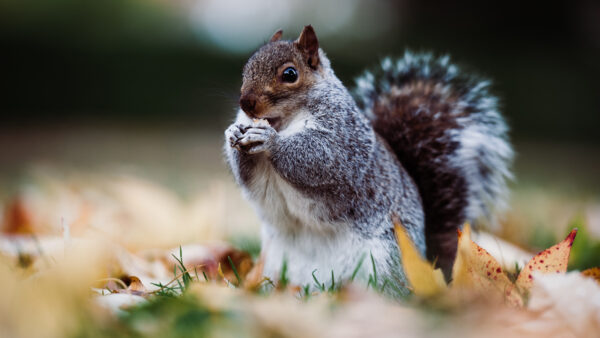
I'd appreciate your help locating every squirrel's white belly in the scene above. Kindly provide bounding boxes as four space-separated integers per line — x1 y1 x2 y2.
245 156 334 234
243 157 392 288
261 224 387 288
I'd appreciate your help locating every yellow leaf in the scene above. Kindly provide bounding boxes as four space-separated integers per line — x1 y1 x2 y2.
451 224 523 306
581 267 600 285
218 262 235 288
217 262 225 279
515 229 577 292
395 222 446 297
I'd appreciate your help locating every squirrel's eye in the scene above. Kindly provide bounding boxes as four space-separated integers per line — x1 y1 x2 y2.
281 67 298 83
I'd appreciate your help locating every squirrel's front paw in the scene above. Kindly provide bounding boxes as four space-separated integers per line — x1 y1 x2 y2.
225 124 245 148
237 123 277 155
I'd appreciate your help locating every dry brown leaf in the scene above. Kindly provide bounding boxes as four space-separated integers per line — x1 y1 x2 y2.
244 256 265 290
217 247 254 283
126 276 147 295
108 276 149 296
582 267 600 284
515 229 577 292
1 196 34 234
451 224 523 306
395 222 447 297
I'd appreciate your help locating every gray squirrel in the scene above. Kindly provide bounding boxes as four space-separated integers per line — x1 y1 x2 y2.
224 26 513 296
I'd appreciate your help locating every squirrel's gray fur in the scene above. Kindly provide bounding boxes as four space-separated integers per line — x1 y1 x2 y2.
224 26 513 296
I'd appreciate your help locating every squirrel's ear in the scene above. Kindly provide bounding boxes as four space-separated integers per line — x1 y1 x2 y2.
296 25 319 69
269 29 283 43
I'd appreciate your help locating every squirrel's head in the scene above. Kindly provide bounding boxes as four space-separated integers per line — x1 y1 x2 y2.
239 25 326 128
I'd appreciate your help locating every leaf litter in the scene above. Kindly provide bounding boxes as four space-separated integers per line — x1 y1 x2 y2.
1 172 600 337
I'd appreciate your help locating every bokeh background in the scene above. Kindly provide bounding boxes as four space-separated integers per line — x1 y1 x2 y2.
1 0 599 252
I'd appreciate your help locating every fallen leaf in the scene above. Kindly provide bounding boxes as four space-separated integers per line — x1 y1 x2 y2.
108 276 149 296
126 276 147 295
451 224 523 306
582 267 600 284
395 221 447 297
2 196 34 234
470 230 534 272
526 272 600 336
515 229 577 292
218 263 235 288
244 256 265 290
218 247 254 283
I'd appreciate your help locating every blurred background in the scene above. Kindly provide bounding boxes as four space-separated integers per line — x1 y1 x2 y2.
0 0 599 254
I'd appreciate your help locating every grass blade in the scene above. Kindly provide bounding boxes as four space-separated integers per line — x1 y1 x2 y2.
227 256 242 286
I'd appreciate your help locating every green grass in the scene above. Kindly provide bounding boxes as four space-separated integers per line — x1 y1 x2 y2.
227 256 242 286
150 246 196 297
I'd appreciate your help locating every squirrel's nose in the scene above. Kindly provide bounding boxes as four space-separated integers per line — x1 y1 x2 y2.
239 94 257 116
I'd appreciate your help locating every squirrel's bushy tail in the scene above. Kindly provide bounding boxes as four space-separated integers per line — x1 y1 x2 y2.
353 52 513 276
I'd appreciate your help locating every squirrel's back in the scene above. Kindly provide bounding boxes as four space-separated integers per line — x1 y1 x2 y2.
354 52 513 275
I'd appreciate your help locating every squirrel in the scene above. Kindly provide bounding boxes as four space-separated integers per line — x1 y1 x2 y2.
224 26 513 296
